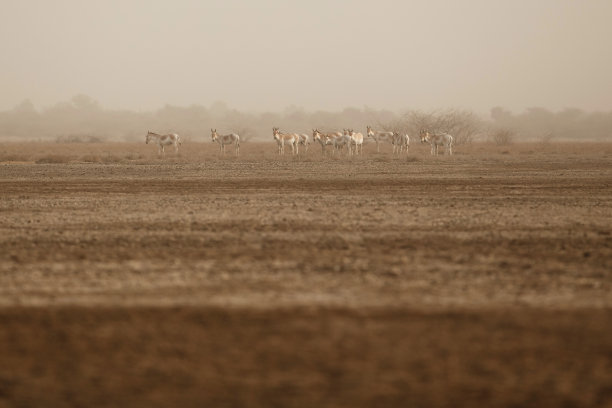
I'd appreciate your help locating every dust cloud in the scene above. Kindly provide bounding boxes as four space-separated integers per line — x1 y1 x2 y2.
1 1 611 114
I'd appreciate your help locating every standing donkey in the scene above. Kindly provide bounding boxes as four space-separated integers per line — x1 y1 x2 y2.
297 133 311 154
273 127 299 155
392 132 410 155
366 126 395 153
145 131 181 157
419 129 453 156
312 129 342 155
211 129 240 156
347 129 364 156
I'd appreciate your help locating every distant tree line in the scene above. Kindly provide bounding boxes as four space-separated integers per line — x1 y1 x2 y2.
1 95 610 143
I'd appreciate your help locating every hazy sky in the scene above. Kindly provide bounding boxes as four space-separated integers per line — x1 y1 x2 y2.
2 0 611 113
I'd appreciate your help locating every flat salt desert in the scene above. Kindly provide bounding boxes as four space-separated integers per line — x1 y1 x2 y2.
0 141 611 407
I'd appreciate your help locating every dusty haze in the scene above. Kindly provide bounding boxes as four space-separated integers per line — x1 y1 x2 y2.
2 0 612 113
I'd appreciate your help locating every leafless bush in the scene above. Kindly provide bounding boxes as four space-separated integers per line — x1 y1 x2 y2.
491 128 515 145
374 118 405 134
387 109 483 145
230 127 257 143
539 131 555 144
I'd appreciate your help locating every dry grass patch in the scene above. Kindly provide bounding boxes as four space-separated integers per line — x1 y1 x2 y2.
0 141 610 165
35 155 73 164
0 153 31 162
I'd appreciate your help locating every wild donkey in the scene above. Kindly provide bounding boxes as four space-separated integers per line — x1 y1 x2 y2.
145 131 181 157
419 129 453 156
297 133 311 154
312 129 342 155
273 127 299 155
347 129 364 156
211 129 240 156
326 130 352 156
366 125 395 153
392 132 410 155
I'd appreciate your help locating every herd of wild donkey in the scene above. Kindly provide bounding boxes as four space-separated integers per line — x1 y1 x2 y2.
145 126 454 157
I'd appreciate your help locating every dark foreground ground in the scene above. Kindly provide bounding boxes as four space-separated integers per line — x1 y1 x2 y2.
0 142 611 407
1 307 610 408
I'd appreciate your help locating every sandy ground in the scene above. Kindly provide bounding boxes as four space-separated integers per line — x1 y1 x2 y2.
0 141 611 407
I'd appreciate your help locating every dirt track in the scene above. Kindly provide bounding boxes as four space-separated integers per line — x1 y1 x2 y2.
0 142 611 407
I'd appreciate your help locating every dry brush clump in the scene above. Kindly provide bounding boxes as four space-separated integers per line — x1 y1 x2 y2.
539 131 555 144
491 128 516 145
379 109 484 145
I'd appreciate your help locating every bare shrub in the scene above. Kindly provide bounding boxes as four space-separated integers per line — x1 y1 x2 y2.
539 131 555 144
385 109 483 145
491 128 515 145
231 127 257 143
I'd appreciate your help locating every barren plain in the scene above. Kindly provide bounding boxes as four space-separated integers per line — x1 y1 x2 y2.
0 141 611 407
